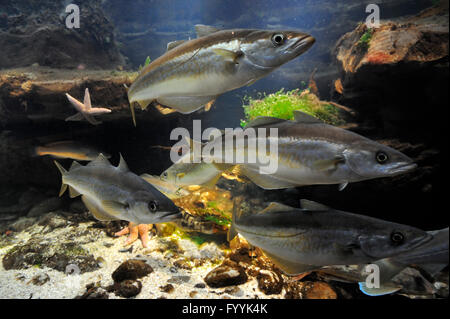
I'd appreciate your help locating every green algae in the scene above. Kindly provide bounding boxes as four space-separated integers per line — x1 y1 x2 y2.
357 28 373 50
241 89 345 127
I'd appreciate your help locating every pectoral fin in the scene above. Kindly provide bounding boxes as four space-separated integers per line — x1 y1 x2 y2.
81 196 117 221
239 166 298 190
262 250 320 276
312 156 345 171
358 282 402 297
101 200 127 218
212 48 242 64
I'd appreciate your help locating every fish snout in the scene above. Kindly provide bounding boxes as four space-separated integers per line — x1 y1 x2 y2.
388 162 417 176
290 34 315 54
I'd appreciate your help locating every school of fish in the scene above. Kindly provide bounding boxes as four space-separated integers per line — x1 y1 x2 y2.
42 24 447 297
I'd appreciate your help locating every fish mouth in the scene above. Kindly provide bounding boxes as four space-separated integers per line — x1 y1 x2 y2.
159 210 182 221
388 162 417 175
289 35 315 54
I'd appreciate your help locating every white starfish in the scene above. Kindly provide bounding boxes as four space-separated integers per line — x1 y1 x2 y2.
65 88 111 125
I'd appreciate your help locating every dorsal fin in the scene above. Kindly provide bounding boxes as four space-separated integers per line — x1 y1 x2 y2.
166 40 186 51
195 24 221 38
70 161 82 170
88 153 111 166
260 202 293 214
246 116 287 128
293 110 323 124
118 153 129 172
300 199 329 211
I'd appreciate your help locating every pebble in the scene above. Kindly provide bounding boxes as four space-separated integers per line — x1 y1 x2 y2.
204 260 248 288
112 259 154 283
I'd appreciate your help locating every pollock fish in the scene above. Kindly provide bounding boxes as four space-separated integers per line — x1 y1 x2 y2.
54 154 181 224
358 227 449 296
34 141 110 161
160 161 224 188
127 25 315 125
228 199 432 276
65 88 111 125
200 111 417 190
140 173 190 199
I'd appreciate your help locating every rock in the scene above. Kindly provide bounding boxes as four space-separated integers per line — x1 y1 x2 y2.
173 258 192 270
28 197 65 217
160 284 175 293
167 275 191 284
76 283 109 299
194 283 206 289
111 259 153 283
28 272 50 286
9 216 36 232
113 280 142 298
301 281 338 299
257 270 284 295
38 212 68 231
0 0 124 69
204 260 248 288
2 240 98 273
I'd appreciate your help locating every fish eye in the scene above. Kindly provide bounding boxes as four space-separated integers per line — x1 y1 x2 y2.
148 200 158 212
376 151 389 164
390 231 404 244
271 33 285 46
162 172 168 178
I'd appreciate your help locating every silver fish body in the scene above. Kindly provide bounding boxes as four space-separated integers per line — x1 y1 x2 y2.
54 154 181 224
128 25 315 120
228 199 432 275
202 113 417 190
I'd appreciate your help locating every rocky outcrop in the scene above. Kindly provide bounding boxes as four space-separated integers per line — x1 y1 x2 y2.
0 0 125 69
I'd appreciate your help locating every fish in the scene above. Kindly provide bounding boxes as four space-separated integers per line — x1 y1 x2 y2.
199 110 417 190
140 173 190 199
358 227 449 296
160 161 224 188
34 140 110 161
53 154 181 224
228 198 432 276
65 88 111 125
127 24 315 125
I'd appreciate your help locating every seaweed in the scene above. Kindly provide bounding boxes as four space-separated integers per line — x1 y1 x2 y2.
240 89 344 127
357 28 373 50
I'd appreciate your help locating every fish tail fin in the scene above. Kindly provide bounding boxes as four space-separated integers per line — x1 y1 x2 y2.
227 197 241 242
358 282 402 297
54 161 68 197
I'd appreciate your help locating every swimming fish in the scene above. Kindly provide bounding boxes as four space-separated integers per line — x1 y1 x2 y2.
34 141 110 161
228 199 432 276
358 227 449 296
65 88 111 125
200 111 417 190
140 173 190 199
54 154 181 224
160 161 224 188
127 25 315 125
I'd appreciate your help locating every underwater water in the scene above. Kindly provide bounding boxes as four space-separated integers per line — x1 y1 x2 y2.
0 0 448 301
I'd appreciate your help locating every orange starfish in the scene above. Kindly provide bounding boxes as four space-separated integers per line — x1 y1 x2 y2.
115 223 152 248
